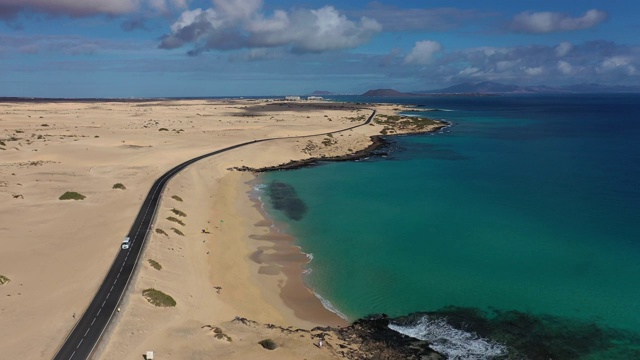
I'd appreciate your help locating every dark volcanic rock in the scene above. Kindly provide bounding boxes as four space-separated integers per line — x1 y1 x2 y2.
230 136 389 172
326 314 445 360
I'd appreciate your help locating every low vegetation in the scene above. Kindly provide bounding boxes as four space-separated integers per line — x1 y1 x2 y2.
159 128 169 131
167 216 185 226
155 228 168 236
202 325 233 342
348 114 367 122
0 275 10 285
322 136 337 147
147 259 162 270
259 339 278 350
171 195 183 202
142 288 176 307
375 114 443 135
59 191 86 200
112 183 126 190
171 208 187 217
171 227 184 236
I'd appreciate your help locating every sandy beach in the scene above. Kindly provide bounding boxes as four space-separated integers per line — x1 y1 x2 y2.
0 99 443 359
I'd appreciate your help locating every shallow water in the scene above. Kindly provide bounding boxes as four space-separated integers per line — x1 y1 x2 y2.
260 94 640 358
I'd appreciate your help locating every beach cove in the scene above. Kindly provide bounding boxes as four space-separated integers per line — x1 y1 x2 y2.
260 94 640 359
0 98 445 359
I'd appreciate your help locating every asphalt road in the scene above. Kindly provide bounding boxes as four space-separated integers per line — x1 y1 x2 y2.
53 109 375 360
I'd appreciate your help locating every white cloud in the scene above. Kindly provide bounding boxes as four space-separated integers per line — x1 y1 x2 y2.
0 0 188 17
598 56 637 75
160 1 381 55
557 60 575 75
458 67 481 76
524 66 544 76
555 41 573 57
496 60 519 72
404 40 442 65
353 5 495 32
510 9 607 34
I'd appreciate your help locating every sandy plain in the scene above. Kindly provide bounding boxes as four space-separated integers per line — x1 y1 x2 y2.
0 99 440 359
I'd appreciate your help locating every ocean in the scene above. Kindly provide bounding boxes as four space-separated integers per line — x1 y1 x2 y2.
258 94 640 359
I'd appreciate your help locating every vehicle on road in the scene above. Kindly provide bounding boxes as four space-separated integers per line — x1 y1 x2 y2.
121 237 131 250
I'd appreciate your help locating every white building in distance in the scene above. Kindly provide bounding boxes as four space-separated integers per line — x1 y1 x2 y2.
284 96 301 101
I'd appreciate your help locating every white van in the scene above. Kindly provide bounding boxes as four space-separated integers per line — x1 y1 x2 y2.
121 237 131 250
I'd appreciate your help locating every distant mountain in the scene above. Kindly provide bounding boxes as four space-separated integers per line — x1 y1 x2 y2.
424 81 640 94
309 90 337 95
433 82 523 94
559 83 640 93
362 89 418 97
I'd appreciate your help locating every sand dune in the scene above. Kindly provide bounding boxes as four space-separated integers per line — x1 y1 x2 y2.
0 99 436 359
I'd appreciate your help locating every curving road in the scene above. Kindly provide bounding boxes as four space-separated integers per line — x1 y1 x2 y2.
53 109 376 360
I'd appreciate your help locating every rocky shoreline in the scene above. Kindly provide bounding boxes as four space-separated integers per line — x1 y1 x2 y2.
231 314 445 360
231 120 449 173
230 135 390 172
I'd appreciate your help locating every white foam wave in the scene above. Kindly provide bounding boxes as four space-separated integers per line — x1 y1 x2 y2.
305 252 314 262
253 183 267 191
313 292 349 321
388 316 508 360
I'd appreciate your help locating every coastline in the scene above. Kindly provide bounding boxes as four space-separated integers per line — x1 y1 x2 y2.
0 99 445 359
247 177 348 326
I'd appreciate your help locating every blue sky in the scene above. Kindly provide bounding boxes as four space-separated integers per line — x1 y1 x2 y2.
1 0 638 97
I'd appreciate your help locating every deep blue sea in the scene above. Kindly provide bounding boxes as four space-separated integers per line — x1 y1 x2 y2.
259 94 640 359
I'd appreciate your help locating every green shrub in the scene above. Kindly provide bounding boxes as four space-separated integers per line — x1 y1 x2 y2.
171 228 184 236
142 288 176 307
155 228 168 236
112 183 126 190
167 217 185 226
171 195 183 202
171 208 187 217
0 275 10 285
148 259 162 270
259 339 278 350
59 191 86 200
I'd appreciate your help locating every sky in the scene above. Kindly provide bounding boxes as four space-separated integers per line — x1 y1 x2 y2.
1 0 639 97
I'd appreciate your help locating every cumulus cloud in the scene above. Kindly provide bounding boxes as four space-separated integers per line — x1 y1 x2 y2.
413 40 640 85
524 66 544 76
598 56 637 75
159 0 381 55
557 60 576 75
404 40 442 65
555 41 573 57
0 0 187 19
352 4 495 31
510 9 607 33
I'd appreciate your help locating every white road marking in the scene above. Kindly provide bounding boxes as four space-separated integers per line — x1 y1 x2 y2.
91 318 96 326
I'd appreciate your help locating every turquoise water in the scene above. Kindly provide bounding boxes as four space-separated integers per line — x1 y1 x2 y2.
260 95 640 357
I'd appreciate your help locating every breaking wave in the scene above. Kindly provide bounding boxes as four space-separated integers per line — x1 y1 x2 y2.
389 315 508 360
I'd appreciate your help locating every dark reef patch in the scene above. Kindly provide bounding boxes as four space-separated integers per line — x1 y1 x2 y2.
266 181 307 221
391 306 640 360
